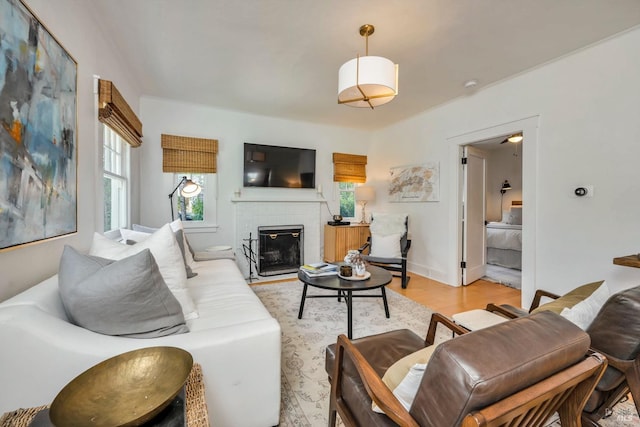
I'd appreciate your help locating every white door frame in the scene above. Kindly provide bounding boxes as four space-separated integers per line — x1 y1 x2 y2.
447 116 539 307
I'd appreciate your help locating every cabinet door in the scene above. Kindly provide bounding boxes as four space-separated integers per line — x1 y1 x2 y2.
324 225 370 262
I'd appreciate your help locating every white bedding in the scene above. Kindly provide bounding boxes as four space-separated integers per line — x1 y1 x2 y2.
487 222 522 251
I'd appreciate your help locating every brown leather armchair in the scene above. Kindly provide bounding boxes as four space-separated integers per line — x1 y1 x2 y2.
487 283 640 425
581 285 640 426
326 311 606 427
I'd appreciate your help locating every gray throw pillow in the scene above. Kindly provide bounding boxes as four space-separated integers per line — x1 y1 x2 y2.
174 229 198 278
58 245 189 338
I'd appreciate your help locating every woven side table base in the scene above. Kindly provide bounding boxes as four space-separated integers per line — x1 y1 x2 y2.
0 363 208 427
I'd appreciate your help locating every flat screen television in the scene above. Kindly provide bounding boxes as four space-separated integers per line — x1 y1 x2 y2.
243 143 316 188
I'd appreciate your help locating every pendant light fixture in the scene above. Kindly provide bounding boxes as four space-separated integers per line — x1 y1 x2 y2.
338 24 398 109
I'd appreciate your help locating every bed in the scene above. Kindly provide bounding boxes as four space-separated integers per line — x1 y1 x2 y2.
486 221 522 270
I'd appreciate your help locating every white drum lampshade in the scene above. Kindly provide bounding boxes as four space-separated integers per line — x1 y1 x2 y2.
338 24 398 109
338 56 398 108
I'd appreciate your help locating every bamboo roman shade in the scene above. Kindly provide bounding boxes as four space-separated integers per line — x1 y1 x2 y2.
333 153 367 183
98 79 143 147
161 134 218 173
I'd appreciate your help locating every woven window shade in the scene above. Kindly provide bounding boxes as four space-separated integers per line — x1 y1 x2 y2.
333 153 367 183
98 79 143 147
161 134 218 173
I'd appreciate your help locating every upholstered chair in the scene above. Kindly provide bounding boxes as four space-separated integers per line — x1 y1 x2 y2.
359 213 411 288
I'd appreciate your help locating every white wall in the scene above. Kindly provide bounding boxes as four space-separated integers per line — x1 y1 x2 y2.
0 1 143 301
369 26 640 305
138 97 371 254
486 145 523 222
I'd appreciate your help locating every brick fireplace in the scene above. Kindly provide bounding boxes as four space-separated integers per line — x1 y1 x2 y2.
233 199 322 279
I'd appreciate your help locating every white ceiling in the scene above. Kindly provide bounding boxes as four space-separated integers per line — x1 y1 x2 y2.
90 0 640 131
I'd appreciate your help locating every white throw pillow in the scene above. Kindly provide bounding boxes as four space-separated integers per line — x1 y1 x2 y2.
370 213 407 236
89 224 198 320
372 345 438 413
560 282 609 330
370 233 402 258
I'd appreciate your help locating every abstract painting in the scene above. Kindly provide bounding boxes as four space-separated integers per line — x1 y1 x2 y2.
389 162 440 202
0 0 77 251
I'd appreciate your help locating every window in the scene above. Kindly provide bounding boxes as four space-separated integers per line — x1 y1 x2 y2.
173 173 217 226
338 182 356 219
103 126 129 231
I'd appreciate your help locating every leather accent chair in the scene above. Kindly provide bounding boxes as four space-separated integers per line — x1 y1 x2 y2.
326 311 606 427
359 214 411 289
487 283 640 424
581 285 640 426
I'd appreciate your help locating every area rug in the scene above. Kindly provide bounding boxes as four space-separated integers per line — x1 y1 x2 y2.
252 281 638 427
484 264 522 289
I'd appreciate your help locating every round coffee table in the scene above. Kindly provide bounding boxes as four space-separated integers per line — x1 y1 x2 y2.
297 265 393 339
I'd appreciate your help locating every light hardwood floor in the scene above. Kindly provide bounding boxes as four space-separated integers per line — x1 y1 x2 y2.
253 272 523 317
386 274 522 317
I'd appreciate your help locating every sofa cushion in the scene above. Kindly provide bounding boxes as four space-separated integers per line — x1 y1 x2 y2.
89 223 198 320
531 280 604 314
58 245 188 338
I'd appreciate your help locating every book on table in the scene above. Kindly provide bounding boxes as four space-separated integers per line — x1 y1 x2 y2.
300 263 338 276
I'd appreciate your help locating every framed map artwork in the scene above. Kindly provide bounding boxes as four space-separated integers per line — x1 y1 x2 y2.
0 0 78 251
389 162 440 202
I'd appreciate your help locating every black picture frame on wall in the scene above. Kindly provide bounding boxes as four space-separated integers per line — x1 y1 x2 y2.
0 0 78 251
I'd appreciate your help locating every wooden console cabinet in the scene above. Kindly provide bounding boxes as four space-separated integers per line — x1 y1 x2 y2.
324 224 370 262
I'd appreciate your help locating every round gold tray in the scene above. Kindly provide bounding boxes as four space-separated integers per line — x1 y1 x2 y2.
50 346 193 427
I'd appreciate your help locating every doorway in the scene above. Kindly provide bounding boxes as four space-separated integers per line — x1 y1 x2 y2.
447 116 539 306
473 139 523 289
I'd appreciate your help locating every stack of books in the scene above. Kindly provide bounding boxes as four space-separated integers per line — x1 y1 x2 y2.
300 263 338 277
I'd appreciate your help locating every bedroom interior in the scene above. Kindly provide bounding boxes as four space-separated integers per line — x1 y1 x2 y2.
467 136 523 289
486 137 522 289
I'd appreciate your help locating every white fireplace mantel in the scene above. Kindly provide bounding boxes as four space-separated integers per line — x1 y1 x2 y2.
231 197 327 203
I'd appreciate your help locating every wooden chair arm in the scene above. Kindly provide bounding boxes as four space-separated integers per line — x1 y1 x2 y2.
462 351 607 427
358 238 371 253
332 334 420 427
485 303 521 319
426 312 468 346
529 289 561 311
591 348 638 374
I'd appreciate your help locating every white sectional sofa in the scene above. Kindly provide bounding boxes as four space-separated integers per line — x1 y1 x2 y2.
0 256 281 427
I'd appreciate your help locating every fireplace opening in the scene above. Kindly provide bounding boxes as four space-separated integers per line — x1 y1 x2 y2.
258 225 304 276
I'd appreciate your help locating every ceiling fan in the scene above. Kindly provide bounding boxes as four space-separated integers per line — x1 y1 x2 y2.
500 132 523 144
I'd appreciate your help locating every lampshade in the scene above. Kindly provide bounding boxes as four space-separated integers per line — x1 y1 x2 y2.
180 179 201 198
500 180 512 194
355 186 376 203
338 24 398 109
